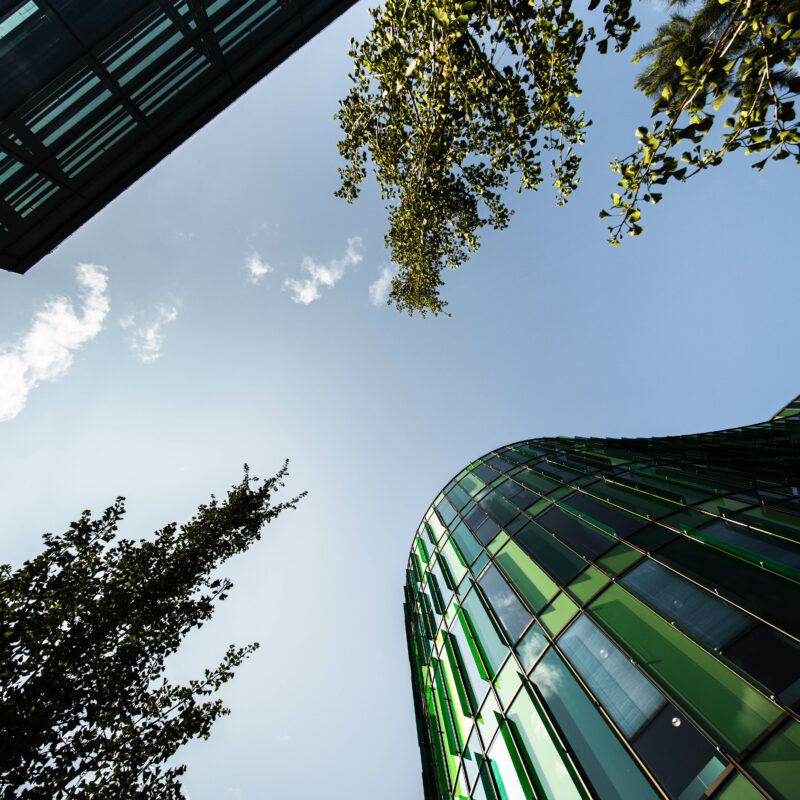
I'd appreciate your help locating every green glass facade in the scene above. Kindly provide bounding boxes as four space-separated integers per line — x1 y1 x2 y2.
0 0 356 274
404 396 800 800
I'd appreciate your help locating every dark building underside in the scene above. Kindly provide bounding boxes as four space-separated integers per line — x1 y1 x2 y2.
0 0 357 274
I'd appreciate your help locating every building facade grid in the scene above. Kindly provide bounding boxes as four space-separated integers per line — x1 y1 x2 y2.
404 396 800 800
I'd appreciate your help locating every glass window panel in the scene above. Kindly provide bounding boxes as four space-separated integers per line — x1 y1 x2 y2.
620 559 752 651
515 521 585 585
494 540 558 614
744 719 800 800
436 495 458 526
530 649 661 800
447 482 471 511
476 689 502 750
496 478 539 512
488 532 510 556
462 590 509 676
699 518 800 569
451 609 490 706
626 524 676 553
473 463 500 484
479 564 532 644
514 468 561 495
516 624 548 672
507 685 586 800
536 506 616 560
739 503 800 545
588 583 781 754
658 537 800 638
472 760 500 800
539 592 578 637
537 462 582 482
494 656 525 710
723 624 800 706
633 704 726 800
462 727 482 789
596 542 644 576
471 551 490 577
488 725 534 800
566 566 610 605
450 520 482 566
712 772 765 800
485 455 517 473
558 614 665 739
479 491 519 527
592 481 679 520
461 472 484 496
563 491 646 538
441 538 468 587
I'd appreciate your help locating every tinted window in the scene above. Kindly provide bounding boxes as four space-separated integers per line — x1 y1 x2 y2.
559 614 665 739
472 463 499 484
659 537 800 638
530 649 660 800
478 565 531 643
725 624 800 705
563 492 645 538
536 506 615 560
632 704 726 800
515 522 585 585
621 559 751 650
699 518 800 568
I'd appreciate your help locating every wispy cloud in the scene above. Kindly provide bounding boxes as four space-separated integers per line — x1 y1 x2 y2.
121 304 179 364
244 252 273 284
0 264 109 422
368 265 394 306
284 237 363 304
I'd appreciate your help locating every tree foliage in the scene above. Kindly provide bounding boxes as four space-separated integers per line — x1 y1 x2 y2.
337 0 799 314
335 0 636 316
603 0 800 241
0 463 305 799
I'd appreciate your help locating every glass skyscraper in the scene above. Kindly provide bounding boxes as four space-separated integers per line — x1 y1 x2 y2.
0 0 356 274
404 396 800 800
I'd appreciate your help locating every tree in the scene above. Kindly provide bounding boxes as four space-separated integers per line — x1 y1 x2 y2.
337 0 798 315
0 463 305 799
603 0 800 241
335 0 637 316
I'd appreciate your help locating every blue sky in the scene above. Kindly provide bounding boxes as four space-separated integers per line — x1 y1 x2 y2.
0 2 798 798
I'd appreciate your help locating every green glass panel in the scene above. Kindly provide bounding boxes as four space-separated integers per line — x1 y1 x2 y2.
428 512 448 543
441 537 468 586
461 472 485 495
589 584 781 754
477 690 502 748
596 542 644 576
744 719 800 799
530 649 660 800
489 531 510 555
524 498 551 518
494 656 524 710
539 592 579 636
461 590 508 676
489 722 536 800
515 625 548 672
507 685 587 800
712 772 765 800
566 566 610 605
494 540 558 613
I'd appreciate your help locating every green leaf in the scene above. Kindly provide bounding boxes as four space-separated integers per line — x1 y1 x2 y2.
598 209 611 218
611 193 621 206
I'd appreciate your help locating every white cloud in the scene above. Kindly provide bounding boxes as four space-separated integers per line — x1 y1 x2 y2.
368 265 394 306
122 304 179 364
0 264 109 422
283 237 363 304
244 252 273 284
